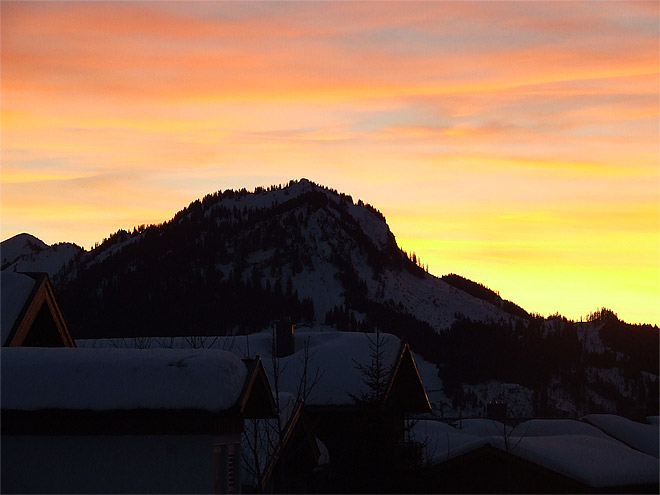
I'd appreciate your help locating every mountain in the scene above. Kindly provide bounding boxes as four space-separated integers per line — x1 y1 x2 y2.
4 179 658 419
1 233 83 278
54 179 522 340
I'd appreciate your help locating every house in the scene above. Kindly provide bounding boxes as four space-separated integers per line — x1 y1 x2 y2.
297 332 431 492
77 328 432 493
242 393 326 493
408 418 660 493
1 347 277 494
1 271 75 347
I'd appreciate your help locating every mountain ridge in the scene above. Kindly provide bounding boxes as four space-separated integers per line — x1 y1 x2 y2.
51 179 523 336
2 179 657 419
1 179 650 329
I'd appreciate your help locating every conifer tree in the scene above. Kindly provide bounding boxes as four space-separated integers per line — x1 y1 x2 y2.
350 330 392 405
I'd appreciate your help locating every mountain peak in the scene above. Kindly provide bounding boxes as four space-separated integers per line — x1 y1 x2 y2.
57 179 524 341
1 233 82 278
1 233 49 265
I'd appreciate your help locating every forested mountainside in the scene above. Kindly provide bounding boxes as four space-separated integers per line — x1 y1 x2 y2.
53 179 518 338
3 179 657 419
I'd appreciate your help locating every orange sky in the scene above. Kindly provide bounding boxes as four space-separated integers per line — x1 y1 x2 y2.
1 1 658 325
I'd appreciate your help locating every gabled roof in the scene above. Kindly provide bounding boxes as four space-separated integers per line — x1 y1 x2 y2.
1 348 277 434
258 398 321 493
1 271 74 347
240 356 278 419
384 342 432 413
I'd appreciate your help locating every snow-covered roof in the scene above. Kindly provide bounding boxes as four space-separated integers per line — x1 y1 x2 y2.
78 330 405 407
1 271 37 345
412 418 659 488
511 418 616 442
411 420 489 463
277 330 402 406
456 418 514 438
582 414 659 458
511 434 659 488
1 347 248 412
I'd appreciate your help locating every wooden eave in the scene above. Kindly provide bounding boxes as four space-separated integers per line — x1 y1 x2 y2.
238 356 278 419
259 400 321 493
4 272 75 348
384 342 431 413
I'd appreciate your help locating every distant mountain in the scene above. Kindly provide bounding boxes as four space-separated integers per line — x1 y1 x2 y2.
1 233 83 278
4 179 657 419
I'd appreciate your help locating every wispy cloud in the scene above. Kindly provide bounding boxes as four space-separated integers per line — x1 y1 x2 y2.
1 1 657 323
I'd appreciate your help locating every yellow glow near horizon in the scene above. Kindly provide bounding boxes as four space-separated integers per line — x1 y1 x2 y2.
1 1 658 325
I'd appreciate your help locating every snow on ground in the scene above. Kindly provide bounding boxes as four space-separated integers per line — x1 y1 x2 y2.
1 272 36 345
291 262 344 321
647 416 659 426
377 268 515 333
1 347 247 412
582 414 659 458
344 200 390 250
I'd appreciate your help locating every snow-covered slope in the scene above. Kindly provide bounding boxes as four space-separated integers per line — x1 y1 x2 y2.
1 233 82 278
202 179 390 250
59 179 520 339
1 233 47 265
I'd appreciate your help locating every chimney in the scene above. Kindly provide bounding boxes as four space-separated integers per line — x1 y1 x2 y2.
275 319 295 358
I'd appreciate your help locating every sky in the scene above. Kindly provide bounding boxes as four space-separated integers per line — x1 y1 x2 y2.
1 1 658 325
